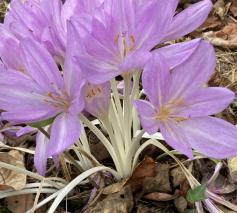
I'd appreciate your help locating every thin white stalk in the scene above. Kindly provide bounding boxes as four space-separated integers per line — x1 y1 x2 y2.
31 179 44 213
0 161 66 189
101 118 124 167
79 114 123 177
111 79 124 127
23 182 64 189
48 166 120 213
131 72 141 136
26 190 62 213
125 129 145 165
79 122 91 153
0 188 57 199
109 103 124 150
123 75 132 153
0 142 35 154
110 97 123 132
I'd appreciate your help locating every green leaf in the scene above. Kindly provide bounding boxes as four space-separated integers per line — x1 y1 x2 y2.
28 116 55 128
186 184 207 203
187 209 196 213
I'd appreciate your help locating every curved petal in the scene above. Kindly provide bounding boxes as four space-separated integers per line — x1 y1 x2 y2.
162 0 213 42
120 50 150 73
142 53 171 107
34 129 49 176
133 100 159 134
180 87 235 117
135 0 179 49
64 21 85 98
20 39 63 93
83 82 110 118
180 117 237 159
160 121 193 158
154 38 201 69
169 40 216 100
47 113 81 156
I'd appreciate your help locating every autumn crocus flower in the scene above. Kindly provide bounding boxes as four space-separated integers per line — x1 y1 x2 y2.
134 40 237 159
73 0 213 84
0 28 84 175
4 0 103 62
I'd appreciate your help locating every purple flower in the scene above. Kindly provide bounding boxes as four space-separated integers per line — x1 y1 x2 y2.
0 25 84 175
134 40 237 159
4 0 103 63
72 0 212 84
83 82 110 118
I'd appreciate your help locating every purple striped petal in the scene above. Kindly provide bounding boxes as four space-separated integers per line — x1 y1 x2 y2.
179 117 237 159
142 53 171 107
47 113 81 156
162 0 213 42
133 100 159 135
154 38 201 69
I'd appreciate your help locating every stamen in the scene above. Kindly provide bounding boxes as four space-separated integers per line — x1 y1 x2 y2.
85 84 103 103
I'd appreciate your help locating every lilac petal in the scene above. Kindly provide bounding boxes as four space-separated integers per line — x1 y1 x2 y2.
169 40 216 100
0 38 23 70
120 50 151 73
64 21 85 98
0 71 58 116
16 126 36 137
179 117 237 159
75 55 119 84
83 82 110 118
133 100 159 135
136 0 179 49
34 130 50 176
0 23 17 52
162 0 213 42
47 0 65 47
5 0 46 41
142 53 171 107
20 39 64 93
181 87 235 117
154 38 201 69
160 121 194 158
47 113 81 156
1 110 57 124
41 26 65 63
104 0 136 34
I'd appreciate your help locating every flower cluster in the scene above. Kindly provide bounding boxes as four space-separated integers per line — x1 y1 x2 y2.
0 0 236 179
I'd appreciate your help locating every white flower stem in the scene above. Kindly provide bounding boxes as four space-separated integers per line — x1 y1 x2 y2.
79 114 123 177
48 166 120 213
131 72 141 136
123 74 132 153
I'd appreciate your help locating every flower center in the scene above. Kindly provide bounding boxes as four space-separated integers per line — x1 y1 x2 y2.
155 98 188 123
115 32 136 58
45 91 71 112
84 84 103 104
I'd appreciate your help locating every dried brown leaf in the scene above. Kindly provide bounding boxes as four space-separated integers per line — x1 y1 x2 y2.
126 157 156 193
6 194 34 213
143 163 171 194
214 0 231 20
230 1 237 17
102 180 127 195
143 190 179 202
203 23 237 49
86 186 134 213
0 150 26 190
